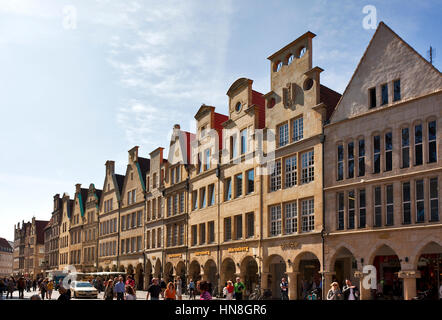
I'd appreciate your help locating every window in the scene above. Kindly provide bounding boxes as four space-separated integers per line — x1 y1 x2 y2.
358 139 365 176
373 135 381 173
230 135 237 159
137 236 142 252
385 132 392 171
173 224 178 246
176 166 180 183
415 124 423 166
287 54 295 65
270 160 281 191
416 180 425 223
191 225 197 246
121 216 126 231
301 199 314 232
393 79 401 102
386 185 394 225
285 156 297 188
192 191 198 210
278 123 289 147
171 168 175 184
402 128 410 168
337 193 344 230
208 221 215 243
348 142 354 178
428 121 437 163
369 87 376 108
276 61 283 72
197 153 202 174
301 151 314 184
180 192 185 212
235 215 243 240
157 228 161 247
246 170 254 194
337 144 344 181
359 189 366 228
285 202 297 234
131 212 136 228
179 224 184 245
292 117 303 142
270 205 282 236
200 188 206 208
199 224 206 245
152 199 156 219
204 148 210 171
173 194 178 215
225 178 232 201
240 128 248 154
224 217 232 241
167 226 172 246
430 178 439 222
381 83 388 105
402 182 411 224
235 174 243 198
204 185 213 207
137 211 142 226
374 186 382 227
348 191 355 229
235 102 242 112
246 213 254 238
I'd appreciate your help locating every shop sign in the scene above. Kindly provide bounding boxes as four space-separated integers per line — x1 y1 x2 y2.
169 254 182 259
228 247 249 253
195 251 210 256
280 242 299 250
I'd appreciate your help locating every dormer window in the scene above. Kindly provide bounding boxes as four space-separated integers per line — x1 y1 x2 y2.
298 47 306 58
276 61 283 72
235 102 242 112
287 54 295 65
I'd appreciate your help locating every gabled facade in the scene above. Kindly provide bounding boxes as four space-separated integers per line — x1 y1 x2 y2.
98 160 124 272
44 194 62 271
323 22 442 300
59 193 73 271
119 146 149 289
81 184 101 272
69 184 88 271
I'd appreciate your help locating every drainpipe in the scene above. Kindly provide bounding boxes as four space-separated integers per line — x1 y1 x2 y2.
320 130 326 300
117 198 121 269
216 163 221 297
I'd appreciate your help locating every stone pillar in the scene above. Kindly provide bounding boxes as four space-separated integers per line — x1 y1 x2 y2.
261 272 270 290
354 271 371 300
399 270 421 300
287 272 299 300
321 271 336 300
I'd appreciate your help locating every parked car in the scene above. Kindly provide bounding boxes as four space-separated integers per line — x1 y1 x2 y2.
70 281 98 299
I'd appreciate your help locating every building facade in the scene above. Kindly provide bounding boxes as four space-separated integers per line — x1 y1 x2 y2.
0 238 13 277
323 22 442 300
81 184 101 273
43 194 62 272
69 185 88 271
59 193 73 271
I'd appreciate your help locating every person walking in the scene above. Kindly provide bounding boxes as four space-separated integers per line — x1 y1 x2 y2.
0 278 5 300
327 282 343 300
175 276 182 300
39 279 48 300
57 285 71 301
146 278 163 300
280 277 289 300
32 279 37 292
165 282 176 300
224 281 234 300
104 279 115 300
234 277 245 300
199 281 212 300
115 276 126 301
47 280 54 299
342 279 360 300
188 279 196 300
17 277 25 299
160 278 167 296
126 275 135 291
6 277 15 299
125 285 136 300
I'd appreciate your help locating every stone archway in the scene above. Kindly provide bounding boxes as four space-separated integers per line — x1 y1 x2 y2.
135 263 144 290
145 260 153 286
164 262 174 284
330 247 358 289
265 254 286 299
203 259 217 295
188 260 201 282
154 259 161 279
370 244 402 300
176 261 186 285
414 241 442 300
220 258 236 288
293 251 321 300
240 256 259 297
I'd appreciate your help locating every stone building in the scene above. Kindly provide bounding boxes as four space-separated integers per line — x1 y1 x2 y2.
97 161 124 272
13 218 48 279
119 146 150 289
58 193 73 271
43 194 62 272
323 22 442 300
69 184 88 271
0 238 13 277
81 184 101 273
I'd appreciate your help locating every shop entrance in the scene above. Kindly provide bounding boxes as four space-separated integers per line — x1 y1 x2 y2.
220 258 236 288
296 252 321 300
267 255 286 299
372 245 402 300
416 242 442 300
240 256 259 297
189 260 201 282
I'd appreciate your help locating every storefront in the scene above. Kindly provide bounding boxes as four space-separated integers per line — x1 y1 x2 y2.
416 253 442 299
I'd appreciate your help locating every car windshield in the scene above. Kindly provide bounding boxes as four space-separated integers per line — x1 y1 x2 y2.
76 282 93 288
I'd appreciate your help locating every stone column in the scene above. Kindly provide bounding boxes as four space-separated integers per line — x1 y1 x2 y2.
287 272 299 300
261 272 270 290
399 270 421 300
321 271 336 299
354 270 371 300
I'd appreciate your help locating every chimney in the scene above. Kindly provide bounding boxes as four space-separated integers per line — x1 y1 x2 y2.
75 183 81 193
128 146 139 162
106 160 115 175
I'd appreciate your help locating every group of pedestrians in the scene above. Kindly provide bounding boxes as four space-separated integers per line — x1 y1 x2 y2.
146 276 185 300
326 280 360 300
103 275 137 300
0 276 55 300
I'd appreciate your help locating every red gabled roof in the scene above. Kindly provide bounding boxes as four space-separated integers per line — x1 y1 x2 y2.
252 90 266 129
213 112 228 150
320 85 342 121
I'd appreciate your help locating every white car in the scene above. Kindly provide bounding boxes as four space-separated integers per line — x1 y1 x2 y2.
70 281 98 299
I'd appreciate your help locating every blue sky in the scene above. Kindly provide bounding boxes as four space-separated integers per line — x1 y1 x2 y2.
0 0 440 240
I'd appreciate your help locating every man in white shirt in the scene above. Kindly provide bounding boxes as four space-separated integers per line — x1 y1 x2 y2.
342 279 360 300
